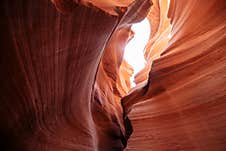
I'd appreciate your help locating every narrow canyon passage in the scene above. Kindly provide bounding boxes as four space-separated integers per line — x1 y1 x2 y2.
0 0 226 151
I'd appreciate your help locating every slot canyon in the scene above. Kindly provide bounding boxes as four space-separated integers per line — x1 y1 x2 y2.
0 0 226 150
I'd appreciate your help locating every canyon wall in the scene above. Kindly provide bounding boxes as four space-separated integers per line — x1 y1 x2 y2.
0 0 119 150
123 0 226 150
0 0 226 151
0 0 150 150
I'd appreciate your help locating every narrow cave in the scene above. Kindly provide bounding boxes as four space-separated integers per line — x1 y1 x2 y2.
0 0 226 151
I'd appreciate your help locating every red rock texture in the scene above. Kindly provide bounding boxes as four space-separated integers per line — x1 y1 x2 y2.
0 0 119 150
51 0 133 16
134 0 171 85
123 0 226 150
0 0 226 151
0 0 150 150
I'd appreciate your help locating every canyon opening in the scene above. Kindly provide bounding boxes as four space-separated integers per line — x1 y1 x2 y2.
124 18 150 87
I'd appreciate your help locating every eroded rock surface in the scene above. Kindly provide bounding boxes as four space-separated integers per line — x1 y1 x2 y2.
0 0 151 150
0 0 226 151
123 0 226 150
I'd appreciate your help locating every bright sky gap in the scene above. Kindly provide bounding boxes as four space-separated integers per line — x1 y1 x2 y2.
124 18 150 87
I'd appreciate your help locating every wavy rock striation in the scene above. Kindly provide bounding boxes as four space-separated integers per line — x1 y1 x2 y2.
123 0 226 150
0 0 151 150
0 0 226 151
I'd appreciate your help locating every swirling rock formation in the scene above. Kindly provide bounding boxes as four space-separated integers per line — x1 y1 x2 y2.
0 0 119 150
123 0 226 150
0 0 150 150
0 0 225 151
